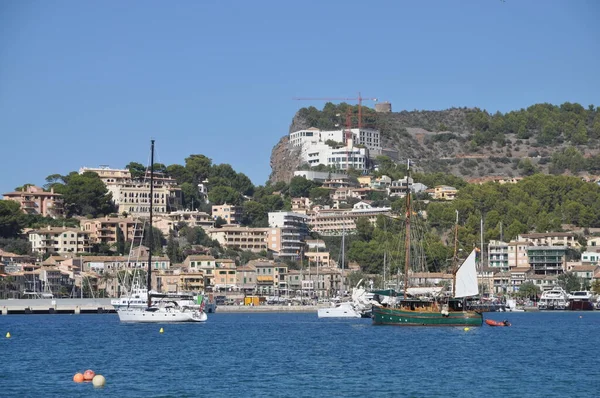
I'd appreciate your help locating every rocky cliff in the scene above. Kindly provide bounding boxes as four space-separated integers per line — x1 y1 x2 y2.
269 104 600 183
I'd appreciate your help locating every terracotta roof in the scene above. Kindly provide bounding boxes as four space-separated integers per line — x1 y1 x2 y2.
571 265 598 272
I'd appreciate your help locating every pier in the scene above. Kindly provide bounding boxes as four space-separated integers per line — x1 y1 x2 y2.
0 298 321 315
0 298 115 315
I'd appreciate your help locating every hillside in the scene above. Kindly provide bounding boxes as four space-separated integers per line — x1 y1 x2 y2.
269 102 600 183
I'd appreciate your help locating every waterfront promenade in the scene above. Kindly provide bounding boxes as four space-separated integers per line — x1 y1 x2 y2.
0 298 320 315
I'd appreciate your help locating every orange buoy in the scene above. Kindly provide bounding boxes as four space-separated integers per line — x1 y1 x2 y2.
83 369 95 381
73 373 84 383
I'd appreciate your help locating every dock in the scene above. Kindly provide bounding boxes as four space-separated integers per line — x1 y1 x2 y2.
0 298 321 315
0 298 115 315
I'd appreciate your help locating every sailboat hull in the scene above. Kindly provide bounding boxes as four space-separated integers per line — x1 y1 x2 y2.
372 306 483 327
117 307 207 323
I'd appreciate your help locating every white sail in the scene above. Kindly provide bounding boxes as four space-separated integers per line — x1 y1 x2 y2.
454 249 479 298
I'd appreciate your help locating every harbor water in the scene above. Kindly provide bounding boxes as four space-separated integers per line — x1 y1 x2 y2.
1 311 599 397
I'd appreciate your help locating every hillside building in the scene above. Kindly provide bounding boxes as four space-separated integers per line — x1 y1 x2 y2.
2 185 64 218
28 226 91 255
79 166 182 216
268 211 309 259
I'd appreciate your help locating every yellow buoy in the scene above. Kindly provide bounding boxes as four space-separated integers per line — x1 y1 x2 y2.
92 374 106 388
5 332 10 338
159 327 164 333
464 327 470 331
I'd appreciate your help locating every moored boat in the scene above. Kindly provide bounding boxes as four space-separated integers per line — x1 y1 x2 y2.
538 286 568 310
567 291 595 311
114 140 207 323
371 161 482 327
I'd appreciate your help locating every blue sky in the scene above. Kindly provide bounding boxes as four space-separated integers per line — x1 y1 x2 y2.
1 0 598 195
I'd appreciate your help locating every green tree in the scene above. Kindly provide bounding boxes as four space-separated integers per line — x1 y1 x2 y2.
289 176 317 198
142 226 166 255
355 217 374 241
43 174 66 190
0 201 25 238
517 281 540 299
309 187 331 206
166 164 193 184
233 173 255 196
0 237 31 254
517 159 537 176
208 186 242 205
557 272 584 292
180 182 202 210
242 201 267 227
591 279 600 296
125 162 146 179
57 172 117 217
185 154 212 183
166 232 183 263
115 224 125 255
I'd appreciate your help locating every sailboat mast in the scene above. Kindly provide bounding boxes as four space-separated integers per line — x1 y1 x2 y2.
480 216 484 271
403 160 411 299
147 139 154 307
341 225 345 297
452 210 459 297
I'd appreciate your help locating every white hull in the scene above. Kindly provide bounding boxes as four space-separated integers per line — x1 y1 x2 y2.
317 302 362 318
116 307 207 323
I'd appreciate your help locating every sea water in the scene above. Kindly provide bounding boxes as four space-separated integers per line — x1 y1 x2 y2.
1 312 599 397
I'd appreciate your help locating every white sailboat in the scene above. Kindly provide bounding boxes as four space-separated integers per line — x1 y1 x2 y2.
115 140 207 323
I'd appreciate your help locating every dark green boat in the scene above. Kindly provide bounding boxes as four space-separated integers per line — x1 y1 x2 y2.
372 299 483 327
372 161 482 327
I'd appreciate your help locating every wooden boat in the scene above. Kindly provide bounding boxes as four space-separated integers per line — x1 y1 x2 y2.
371 161 482 327
485 319 510 327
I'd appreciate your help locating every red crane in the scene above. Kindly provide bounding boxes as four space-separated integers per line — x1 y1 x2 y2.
293 92 378 129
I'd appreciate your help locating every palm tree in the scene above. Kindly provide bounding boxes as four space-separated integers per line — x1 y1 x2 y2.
517 281 540 300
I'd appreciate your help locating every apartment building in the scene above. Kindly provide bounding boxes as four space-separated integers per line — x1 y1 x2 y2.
507 241 531 269
299 266 345 298
82 255 170 274
212 203 243 225
208 226 268 253
268 211 309 259
214 258 237 290
307 204 393 236
236 264 256 293
527 246 567 275
290 127 382 157
253 260 288 295
153 210 214 235
2 185 64 218
81 216 142 246
28 226 91 255
79 166 132 200
179 270 205 292
519 232 581 248
290 197 312 214
80 166 182 216
183 255 216 289
116 172 182 217
488 240 510 271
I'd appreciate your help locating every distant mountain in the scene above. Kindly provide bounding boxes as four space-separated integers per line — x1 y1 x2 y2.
269 102 600 183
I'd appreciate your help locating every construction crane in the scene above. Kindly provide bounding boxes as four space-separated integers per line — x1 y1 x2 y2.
292 92 378 129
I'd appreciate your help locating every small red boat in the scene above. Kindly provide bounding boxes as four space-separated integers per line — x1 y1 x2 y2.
485 319 511 327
